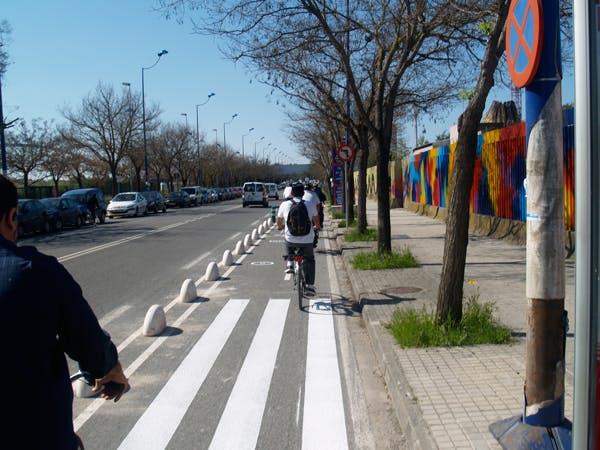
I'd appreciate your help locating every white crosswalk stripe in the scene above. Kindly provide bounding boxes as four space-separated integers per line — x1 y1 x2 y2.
118 299 249 450
209 299 290 449
303 299 349 450
100 295 347 449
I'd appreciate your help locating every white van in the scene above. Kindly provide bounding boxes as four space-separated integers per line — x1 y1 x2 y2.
181 186 202 206
242 182 268 207
265 183 279 199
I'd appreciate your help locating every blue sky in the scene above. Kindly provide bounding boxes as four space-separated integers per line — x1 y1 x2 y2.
2 1 574 161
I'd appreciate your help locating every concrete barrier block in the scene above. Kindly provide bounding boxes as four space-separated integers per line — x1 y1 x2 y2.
233 240 245 255
243 233 252 248
205 261 220 281
143 304 166 336
264 219 269 228
258 224 264 235
251 229 259 241
222 249 233 266
178 278 197 303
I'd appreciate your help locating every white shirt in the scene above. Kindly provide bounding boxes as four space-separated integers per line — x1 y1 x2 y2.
277 197 318 244
302 190 320 210
283 186 292 199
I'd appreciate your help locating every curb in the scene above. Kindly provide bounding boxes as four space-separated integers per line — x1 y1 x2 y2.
332 224 436 450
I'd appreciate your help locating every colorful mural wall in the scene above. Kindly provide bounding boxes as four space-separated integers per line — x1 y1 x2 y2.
402 109 575 230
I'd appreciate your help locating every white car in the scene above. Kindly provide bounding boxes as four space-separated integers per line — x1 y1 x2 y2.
107 192 148 218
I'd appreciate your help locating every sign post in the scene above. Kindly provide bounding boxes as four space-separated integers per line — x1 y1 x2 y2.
337 143 355 226
573 1 600 448
490 0 571 446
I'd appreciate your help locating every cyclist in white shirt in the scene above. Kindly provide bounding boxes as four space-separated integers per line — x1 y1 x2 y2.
277 183 321 296
302 182 321 248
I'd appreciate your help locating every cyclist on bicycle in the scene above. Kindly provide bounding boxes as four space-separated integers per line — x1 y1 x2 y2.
277 182 321 296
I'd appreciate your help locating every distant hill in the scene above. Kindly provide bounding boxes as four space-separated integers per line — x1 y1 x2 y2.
275 164 311 176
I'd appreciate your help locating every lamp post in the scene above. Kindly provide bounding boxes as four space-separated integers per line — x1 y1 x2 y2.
142 49 168 191
254 136 265 160
195 93 215 185
222 113 238 151
241 127 255 160
212 128 218 145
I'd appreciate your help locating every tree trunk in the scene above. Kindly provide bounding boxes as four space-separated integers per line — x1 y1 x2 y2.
376 136 392 254
436 0 510 325
356 125 370 234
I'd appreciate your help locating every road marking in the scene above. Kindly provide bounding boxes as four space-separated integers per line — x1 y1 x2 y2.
302 298 348 450
209 298 290 450
228 231 242 240
181 251 211 270
58 214 215 262
117 299 250 450
98 305 132 328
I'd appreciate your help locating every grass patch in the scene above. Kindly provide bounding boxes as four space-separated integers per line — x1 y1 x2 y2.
344 227 377 242
385 295 512 347
332 210 357 220
338 219 356 228
351 247 418 270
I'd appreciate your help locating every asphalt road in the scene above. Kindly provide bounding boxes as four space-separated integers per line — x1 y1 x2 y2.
22 197 405 449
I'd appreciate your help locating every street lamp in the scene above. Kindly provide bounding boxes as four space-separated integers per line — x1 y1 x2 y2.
195 93 215 185
241 127 255 159
180 112 188 128
223 113 238 150
254 136 265 160
142 49 168 190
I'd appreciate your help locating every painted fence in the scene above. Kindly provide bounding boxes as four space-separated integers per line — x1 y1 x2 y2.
401 109 575 230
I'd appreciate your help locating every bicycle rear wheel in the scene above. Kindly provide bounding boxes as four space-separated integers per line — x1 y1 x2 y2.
296 262 304 310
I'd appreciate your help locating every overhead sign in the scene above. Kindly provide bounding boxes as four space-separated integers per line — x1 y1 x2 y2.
506 0 543 88
337 144 355 163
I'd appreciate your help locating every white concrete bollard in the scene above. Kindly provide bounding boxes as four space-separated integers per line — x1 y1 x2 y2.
222 249 233 266
178 278 197 303
264 219 269 229
244 233 252 248
251 228 259 241
233 240 245 256
258 224 264 235
205 261 220 281
143 304 166 336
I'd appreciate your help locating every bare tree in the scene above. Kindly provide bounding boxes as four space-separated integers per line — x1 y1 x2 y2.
6 118 55 194
42 136 72 194
158 0 492 253
61 82 157 195
154 123 191 190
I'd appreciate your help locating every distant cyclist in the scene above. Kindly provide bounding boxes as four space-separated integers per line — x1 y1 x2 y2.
302 181 321 248
277 182 321 296
0 174 128 449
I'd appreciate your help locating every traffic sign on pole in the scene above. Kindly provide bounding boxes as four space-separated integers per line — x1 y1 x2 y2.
506 0 544 88
337 144 355 162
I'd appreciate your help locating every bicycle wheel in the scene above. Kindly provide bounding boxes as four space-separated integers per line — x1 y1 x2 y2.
297 261 304 310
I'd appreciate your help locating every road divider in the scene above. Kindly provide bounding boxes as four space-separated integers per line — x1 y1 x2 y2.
178 279 197 303
205 261 220 281
222 249 233 266
143 305 167 336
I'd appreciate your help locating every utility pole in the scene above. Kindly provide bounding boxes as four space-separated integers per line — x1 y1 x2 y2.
491 0 570 445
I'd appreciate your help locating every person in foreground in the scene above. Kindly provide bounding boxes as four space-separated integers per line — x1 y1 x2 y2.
0 174 128 450
277 183 321 296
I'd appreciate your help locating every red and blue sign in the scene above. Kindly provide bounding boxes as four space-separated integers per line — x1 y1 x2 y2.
506 0 543 88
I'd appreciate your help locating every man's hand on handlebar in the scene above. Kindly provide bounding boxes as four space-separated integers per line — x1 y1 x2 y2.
92 361 129 402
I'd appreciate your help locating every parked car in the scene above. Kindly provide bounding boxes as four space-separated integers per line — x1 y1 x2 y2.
199 188 210 204
265 183 279 199
17 199 51 237
207 189 218 203
40 197 85 230
61 188 107 224
181 186 202 206
165 191 192 208
106 192 148 218
242 181 268 207
141 190 167 214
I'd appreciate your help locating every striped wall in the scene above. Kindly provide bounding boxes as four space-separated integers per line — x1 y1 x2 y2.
357 109 575 230
402 109 575 230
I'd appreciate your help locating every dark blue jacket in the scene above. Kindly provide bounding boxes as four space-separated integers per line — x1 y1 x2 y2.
0 236 118 449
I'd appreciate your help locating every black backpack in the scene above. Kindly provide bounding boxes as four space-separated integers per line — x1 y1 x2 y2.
286 199 311 236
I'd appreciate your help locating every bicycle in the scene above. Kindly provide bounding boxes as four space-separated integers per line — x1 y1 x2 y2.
286 247 306 310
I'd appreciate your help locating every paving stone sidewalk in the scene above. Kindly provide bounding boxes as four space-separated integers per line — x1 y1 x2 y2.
332 200 575 450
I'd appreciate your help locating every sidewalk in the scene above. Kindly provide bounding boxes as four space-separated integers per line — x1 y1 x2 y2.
332 199 575 449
